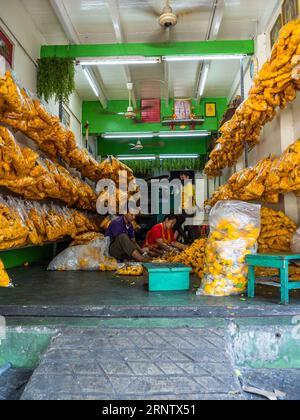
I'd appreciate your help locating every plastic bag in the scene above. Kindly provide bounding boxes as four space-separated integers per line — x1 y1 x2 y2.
0 127 96 210
0 196 29 250
0 259 13 288
0 71 103 183
47 238 118 272
200 201 261 297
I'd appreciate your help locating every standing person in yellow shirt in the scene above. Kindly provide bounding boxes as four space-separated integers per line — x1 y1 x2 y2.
174 172 196 244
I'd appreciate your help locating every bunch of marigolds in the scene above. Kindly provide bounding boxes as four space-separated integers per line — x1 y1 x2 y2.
205 18 300 177
117 265 144 276
166 238 207 279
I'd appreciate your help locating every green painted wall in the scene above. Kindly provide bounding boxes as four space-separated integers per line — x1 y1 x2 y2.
83 98 227 135
98 137 208 156
0 243 69 269
82 98 227 156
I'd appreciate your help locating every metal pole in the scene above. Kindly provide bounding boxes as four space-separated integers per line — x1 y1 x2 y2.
240 58 249 168
206 176 209 201
59 99 63 122
240 58 245 101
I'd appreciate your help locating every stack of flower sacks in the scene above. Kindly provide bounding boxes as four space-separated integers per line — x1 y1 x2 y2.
0 196 102 250
0 126 97 211
96 157 140 213
205 18 300 177
0 71 134 183
206 138 300 207
259 208 297 253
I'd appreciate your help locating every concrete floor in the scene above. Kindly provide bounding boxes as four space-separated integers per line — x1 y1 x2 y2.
0 262 299 318
1 263 300 400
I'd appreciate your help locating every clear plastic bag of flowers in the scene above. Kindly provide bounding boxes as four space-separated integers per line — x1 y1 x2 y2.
200 200 261 297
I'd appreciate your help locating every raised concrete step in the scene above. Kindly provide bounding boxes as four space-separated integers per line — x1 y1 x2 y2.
21 327 243 400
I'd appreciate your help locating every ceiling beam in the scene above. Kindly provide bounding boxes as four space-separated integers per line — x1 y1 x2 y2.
92 68 108 109
195 0 225 102
49 0 81 44
106 0 137 108
41 40 254 59
50 0 108 108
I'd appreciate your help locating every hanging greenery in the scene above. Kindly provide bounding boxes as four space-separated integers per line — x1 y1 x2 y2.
37 57 75 103
123 157 206 177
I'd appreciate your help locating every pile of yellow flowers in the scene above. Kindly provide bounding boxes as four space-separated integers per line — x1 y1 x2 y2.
0 196 102 250
205 18 300 177
99 258 119 272
166 239 207 279
0 127 97 211
201 202 261 297
206 138 300 207
259 208 297 253
117 265 144 276
0 259 12 288
0 72 133 183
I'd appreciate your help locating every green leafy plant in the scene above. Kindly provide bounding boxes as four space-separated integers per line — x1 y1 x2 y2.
122 157 206 176
37 57 75 103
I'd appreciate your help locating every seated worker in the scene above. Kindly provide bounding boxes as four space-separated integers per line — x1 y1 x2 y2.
106 213 151 263
145 215 187 253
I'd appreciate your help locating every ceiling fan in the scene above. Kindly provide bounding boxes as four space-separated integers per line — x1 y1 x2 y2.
129 140 165 151
101 82 154 123
147 0 201 42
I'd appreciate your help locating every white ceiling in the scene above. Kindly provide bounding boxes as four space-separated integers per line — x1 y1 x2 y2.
21 0 279 101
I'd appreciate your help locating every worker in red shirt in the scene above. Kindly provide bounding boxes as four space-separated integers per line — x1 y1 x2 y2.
145 215 187 253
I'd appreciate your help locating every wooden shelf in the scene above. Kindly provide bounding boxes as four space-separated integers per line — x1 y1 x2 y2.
162 118 205 127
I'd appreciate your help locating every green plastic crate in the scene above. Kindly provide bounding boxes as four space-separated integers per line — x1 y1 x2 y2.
143 263 192 292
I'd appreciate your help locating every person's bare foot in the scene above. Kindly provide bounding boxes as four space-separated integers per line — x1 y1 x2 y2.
132 250 151 263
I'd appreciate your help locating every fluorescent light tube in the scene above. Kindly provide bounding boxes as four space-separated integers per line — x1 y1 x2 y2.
83 67 99 97
118 155 156 161
159 154 199 159
102 133 155 139
103 132 210 139
199 64 210 97
163 54 247 62
79 57 161 66
158 131 210 138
